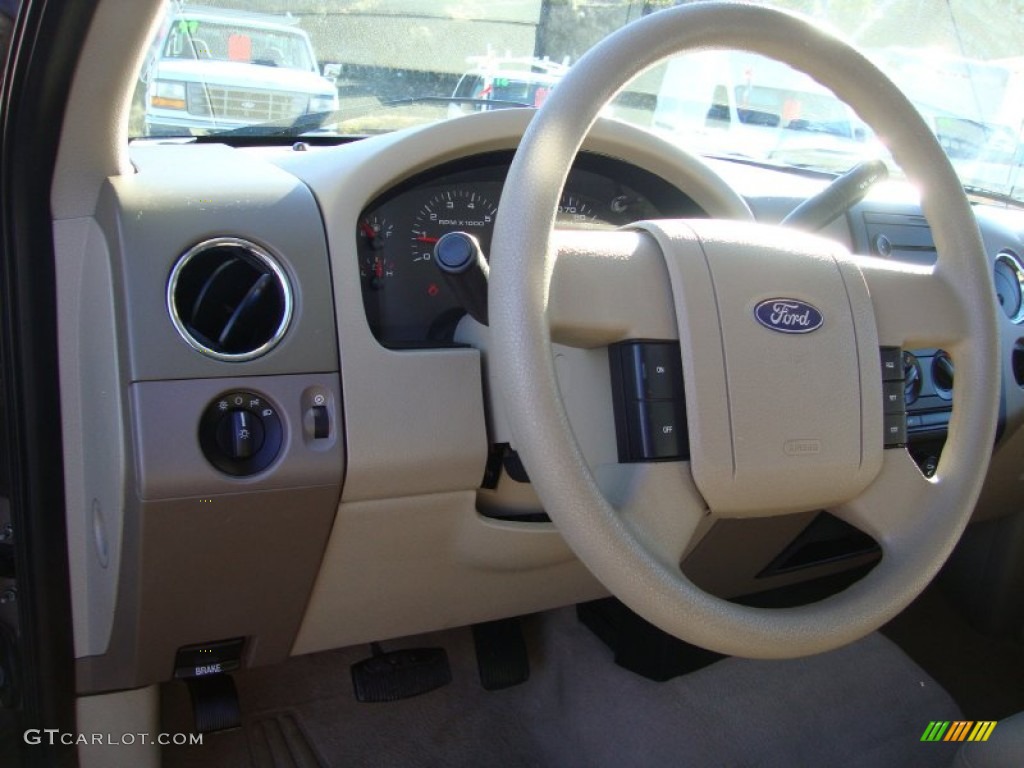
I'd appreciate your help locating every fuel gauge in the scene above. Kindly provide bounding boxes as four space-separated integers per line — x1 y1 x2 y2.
359 215 393 250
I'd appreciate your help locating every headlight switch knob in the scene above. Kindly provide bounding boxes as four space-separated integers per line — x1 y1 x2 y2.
199 391 283 476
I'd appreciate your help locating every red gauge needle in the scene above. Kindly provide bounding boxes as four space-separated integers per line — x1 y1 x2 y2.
416 235 440 244
375 260 384 279
360 222 377 238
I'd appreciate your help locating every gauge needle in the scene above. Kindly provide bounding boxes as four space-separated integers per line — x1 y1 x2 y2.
416 235 440 243
360 222 377 238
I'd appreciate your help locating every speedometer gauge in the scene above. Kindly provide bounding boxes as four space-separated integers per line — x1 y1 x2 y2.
557 194 597 225
411 190 498 264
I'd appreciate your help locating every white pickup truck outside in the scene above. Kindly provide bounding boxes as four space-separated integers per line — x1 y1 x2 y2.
143 3 338 136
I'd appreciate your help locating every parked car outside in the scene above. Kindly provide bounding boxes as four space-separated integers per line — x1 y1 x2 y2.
448 55 569 116
142 3 338 136
652 50 873 167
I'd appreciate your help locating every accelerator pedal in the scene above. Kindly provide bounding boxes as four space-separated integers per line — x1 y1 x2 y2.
351 643 451 702
472 617 530 690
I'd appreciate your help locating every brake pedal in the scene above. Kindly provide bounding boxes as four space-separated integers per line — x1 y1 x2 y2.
351 643 451 702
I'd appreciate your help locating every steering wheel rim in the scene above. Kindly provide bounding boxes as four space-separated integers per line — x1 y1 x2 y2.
489 2 1000 658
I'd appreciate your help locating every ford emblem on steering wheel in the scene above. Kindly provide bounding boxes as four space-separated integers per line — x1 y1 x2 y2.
754 298 824 334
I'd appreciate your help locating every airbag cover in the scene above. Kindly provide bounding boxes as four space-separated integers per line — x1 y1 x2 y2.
635 219 883 516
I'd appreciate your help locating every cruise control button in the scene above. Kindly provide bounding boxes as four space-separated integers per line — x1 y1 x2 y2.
621 342 684 401
638 343 683 401
883 412 907 447
883 381 905 413
637 400 688 460
880 347 904 382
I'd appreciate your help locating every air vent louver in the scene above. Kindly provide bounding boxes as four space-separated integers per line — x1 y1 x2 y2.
168 238 293 361
903 352 921 406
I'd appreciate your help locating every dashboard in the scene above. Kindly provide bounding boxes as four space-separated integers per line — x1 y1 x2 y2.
356 151 705 346
52 104 1024 695
28 3 1024 762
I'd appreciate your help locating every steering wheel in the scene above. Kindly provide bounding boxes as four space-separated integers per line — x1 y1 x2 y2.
489 2 999 658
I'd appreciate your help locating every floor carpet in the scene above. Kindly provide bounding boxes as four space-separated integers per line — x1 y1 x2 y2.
883 585 1024 720
162 607 962 767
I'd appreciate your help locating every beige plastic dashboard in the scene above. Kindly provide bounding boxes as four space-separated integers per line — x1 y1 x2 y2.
48 0 1024 687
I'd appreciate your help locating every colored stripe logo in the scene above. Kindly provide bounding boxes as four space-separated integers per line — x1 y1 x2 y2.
921 721 997 742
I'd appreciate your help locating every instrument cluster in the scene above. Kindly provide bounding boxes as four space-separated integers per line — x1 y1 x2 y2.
356 150 704 346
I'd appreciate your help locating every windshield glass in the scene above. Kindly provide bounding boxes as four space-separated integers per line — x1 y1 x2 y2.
131 1 1024 204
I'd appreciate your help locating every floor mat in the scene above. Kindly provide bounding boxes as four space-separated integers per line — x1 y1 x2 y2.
883 585 1024 720
162 608 961 767
246 711 326 768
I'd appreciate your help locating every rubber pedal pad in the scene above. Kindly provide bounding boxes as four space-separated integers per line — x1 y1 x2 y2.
472 618 530 691
351 646 452 703
185 673 242 733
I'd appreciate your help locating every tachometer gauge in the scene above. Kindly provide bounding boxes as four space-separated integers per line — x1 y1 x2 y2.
411 190 497 264
557 194 597 226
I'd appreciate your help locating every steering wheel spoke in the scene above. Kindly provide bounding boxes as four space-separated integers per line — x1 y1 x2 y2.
853 255 970 350
595 462 707 568
547 229 678 348
831 449 938 549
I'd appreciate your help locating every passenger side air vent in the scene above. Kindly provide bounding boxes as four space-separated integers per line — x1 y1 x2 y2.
994 251 1024 323
168 238 293 361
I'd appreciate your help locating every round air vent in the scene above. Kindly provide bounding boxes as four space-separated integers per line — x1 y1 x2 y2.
1013 341 1024 388
903 351 922 405
932 350 954 399
994 251 1024 323
167 238 293 361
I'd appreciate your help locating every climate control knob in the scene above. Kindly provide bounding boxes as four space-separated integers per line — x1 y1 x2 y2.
200 391 283 476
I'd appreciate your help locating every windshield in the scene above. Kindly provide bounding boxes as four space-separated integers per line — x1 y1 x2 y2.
131 1 1024 204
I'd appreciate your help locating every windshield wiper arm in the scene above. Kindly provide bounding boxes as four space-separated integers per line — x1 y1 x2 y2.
195 96 534 139
388 96 532 110
962 184 1024 208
